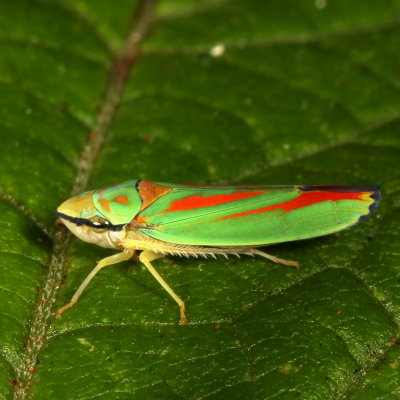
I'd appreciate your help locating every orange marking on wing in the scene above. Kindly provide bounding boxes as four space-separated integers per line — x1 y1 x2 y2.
138 181 172 210
136 216 147 225
360 192 374 201
220 191 372 220
115 195 129 204
164 191 265 213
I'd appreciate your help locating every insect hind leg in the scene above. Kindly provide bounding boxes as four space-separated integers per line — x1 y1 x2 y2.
244 248 300 269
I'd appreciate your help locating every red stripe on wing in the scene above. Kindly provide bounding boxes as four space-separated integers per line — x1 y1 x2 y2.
220 190 370 220
163 191 265 213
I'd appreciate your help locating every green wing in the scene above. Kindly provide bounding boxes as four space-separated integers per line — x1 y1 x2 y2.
135 183 380 247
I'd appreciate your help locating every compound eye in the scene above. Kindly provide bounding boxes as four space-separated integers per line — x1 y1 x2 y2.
87 216 111 232
91 220 109 227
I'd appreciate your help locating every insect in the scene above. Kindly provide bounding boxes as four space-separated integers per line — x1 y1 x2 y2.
56 180 380 324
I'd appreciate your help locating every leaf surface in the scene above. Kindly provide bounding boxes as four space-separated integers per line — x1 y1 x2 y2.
0 1 399 399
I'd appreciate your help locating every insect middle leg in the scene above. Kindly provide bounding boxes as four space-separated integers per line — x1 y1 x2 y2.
56 250 135 317
138 250 188 325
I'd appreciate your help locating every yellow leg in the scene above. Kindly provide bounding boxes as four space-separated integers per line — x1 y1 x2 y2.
249 249 300 269
139 250 188 325
56 250 135 318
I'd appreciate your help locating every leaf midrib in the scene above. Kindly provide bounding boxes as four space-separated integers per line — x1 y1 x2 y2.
11 1 158 399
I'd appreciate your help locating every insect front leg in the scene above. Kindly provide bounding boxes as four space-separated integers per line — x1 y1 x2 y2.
56 250 135 318
138 250 188 325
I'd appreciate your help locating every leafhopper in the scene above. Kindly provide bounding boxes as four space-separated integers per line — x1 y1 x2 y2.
56 180 380 324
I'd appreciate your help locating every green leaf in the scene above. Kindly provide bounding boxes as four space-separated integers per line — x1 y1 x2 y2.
1 0 399 399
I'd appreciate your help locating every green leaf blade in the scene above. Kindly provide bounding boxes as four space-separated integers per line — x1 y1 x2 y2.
0 1 399 399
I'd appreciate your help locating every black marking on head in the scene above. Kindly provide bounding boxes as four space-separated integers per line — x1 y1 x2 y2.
57 212 126 231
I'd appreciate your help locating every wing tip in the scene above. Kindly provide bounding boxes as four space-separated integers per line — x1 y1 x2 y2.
358 186 381 224
299 185 381 224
